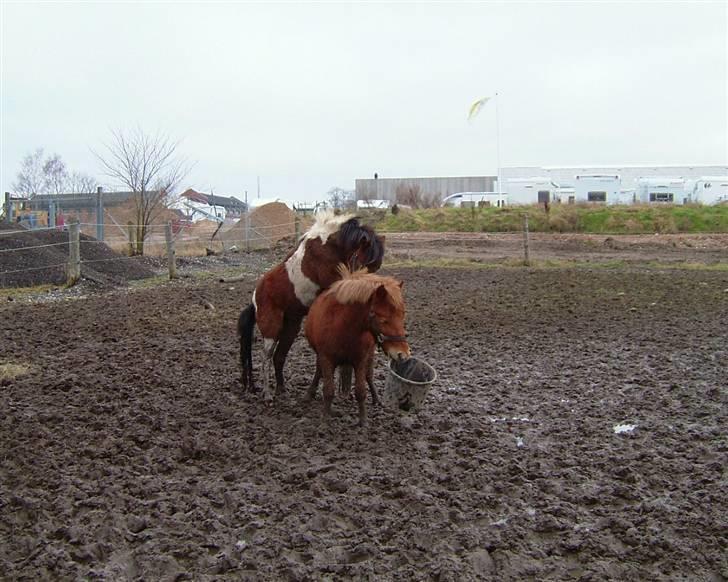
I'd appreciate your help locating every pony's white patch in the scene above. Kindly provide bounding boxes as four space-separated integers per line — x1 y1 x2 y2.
283 212 352 306
263 338 276 356
285 243 321 307
613 423 637 434
252 289 257 311
305 211 353 242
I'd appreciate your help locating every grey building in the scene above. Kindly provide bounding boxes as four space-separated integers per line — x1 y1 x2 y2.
355 175 497 204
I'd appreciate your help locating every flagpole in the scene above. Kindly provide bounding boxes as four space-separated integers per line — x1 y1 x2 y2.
495 92 501 195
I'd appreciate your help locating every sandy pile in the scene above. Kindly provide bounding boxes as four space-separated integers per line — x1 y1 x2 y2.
220 202 303 249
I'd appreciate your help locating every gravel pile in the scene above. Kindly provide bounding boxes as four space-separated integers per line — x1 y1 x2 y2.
0 223 156 288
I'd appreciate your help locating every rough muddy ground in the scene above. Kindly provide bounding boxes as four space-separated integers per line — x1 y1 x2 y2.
385 232 728 265
1 236 727 580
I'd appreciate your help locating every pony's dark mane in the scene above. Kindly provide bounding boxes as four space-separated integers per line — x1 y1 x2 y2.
338 218 385 268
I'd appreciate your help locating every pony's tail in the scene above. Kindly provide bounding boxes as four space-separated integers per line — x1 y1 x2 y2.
238 304 256 391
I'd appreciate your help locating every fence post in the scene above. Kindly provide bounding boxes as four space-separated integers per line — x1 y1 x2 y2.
165 221 177 280
49 200 56 228
522 213 530 266
3 192 10 224
295 214 301 240
127 222 135 256
67 220 81 286
245 210 251 252
96 186 104 241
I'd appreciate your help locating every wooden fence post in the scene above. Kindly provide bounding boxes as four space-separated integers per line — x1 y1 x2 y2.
95 186 104 241
522 214 530 266
3 192 11 224
48 200 56 228
245 210 251 252
127 222 135 256
165 221 177 280
67 221 81 286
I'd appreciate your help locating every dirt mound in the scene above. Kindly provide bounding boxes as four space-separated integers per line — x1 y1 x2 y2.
189 219 222 241
0 223 156 288
220 202 305 249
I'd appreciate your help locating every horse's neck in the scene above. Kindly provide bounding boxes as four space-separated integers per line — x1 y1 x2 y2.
297 238 342 288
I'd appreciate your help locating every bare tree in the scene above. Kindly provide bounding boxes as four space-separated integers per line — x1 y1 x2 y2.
13 148 98 196
327 186 347 210
94 127 191 255
42 154 69 194
12 148 46 196
67 171 97 194
395 183 441 208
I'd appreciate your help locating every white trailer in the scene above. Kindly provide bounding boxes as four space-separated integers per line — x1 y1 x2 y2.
505 177 558 204
441 192 508 208
573 174 621 204
690 176 728 205
636 177 686 204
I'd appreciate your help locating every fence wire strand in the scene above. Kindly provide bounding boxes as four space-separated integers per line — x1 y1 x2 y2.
1 219 302 279
0 240 70 254
1 262 68 275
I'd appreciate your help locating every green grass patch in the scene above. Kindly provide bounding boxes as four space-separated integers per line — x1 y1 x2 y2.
0 284 57 298
375 204 728 234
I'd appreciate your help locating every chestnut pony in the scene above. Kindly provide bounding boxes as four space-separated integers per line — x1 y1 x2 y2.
238 212 385 401
305 265 410 426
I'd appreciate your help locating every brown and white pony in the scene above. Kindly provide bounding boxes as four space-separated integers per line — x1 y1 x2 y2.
305 265 410 426
238 211 385 401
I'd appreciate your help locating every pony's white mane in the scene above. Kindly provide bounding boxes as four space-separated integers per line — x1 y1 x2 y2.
329 264 404 309
304 210 354 242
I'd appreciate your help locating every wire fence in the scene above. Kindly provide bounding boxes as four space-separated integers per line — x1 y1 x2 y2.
0 219 299 286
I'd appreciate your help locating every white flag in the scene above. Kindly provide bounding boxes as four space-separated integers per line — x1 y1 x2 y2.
468 96 491 121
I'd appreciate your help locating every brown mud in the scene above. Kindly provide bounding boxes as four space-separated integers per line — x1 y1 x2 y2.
1 235 727 580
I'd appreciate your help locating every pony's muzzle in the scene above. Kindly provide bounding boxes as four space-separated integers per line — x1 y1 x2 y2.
386 343 411 362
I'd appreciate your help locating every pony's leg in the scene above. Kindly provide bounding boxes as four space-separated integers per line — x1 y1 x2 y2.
338 365 353 399
306 357 321 401
354 363 369 427
320 359 337 419
256 305 284 402
366 357 380 406
261 338 279 403
273 316 303 395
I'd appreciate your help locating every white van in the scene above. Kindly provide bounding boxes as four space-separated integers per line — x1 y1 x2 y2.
441 192 508 208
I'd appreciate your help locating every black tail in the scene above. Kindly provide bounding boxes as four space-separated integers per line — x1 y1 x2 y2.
238 304 256 391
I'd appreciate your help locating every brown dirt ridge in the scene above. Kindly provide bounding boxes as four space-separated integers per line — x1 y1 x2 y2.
0 223 156 288
1 253 726 579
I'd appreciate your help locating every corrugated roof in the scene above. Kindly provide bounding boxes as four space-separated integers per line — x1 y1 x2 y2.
24 191 162 211
180 189 245 210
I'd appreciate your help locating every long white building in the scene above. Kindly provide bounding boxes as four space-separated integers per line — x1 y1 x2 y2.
501 165 728 205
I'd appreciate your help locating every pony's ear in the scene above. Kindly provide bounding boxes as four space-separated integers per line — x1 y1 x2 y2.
374 284 388 302
398 280 404 289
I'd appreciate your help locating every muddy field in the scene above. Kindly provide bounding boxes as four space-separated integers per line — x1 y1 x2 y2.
1 236 727 580
384 232 728 265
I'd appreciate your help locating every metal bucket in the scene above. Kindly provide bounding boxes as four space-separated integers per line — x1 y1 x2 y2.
382 357 437 412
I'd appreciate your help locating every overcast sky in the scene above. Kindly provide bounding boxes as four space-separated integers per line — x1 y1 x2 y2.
2 1 726 204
